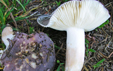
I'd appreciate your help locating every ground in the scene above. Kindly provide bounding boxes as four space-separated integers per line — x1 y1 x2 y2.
0 0 113 71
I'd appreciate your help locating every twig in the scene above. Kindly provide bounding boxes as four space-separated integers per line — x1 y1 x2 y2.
105 1 113 7
107 52 113 58
100 36 108 43
24 19 30 34
27 11 39 18
10 13 17 28
21 3 48 18
106 37 112 48
99 51 108 58
0 67 3 70
88 65 92 70
99 67 104 71
41 28 45 32
109 13 113 29
84 65 89 71
102 28 109 36
84 57 94 65
55 43 63 56
104 37 113 53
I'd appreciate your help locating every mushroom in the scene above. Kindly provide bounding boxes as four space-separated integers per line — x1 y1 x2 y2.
0 26 15 58
1 27 56 71
2 26 14 50
37 0 110 71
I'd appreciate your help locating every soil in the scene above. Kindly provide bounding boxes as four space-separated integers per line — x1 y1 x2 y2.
1 0 113 71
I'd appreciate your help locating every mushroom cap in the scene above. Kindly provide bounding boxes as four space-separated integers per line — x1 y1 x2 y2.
38 1 110 31
1 32 56 71
2 27 14 49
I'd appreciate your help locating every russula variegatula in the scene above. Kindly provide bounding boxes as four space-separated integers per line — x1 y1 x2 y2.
1 27 56 71
37 0 110 71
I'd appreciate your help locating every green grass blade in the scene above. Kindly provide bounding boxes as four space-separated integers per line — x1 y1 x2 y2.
93 58 105 69
5 7 14 19
7 16 28 23
5 0 9 6
15 16 27 21
0 9 5 24
57 65 61 71
29 27 34 34
86 50 89 56
96 58 105 65
0 9 4 19
88 49 96 52
12 0 16 4
98 20 109 28
24 0 30 7
57 63 64 71
0 24 6 34
93 64 101 69
85 38 89 44
55 45 60 49
16 0 26 12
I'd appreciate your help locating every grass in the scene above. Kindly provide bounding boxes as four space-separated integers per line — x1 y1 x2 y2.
29 27 34 34
0 0 31 33
57 60 65 71
0 0 31 27
56 0 69 6
98 20 109 28
93 58 105 69
55 45 61 49
85 38 96 56
56 1 61 6
0 0 31 52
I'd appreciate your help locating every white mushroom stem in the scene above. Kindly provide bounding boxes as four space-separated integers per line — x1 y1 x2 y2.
66 27 85 71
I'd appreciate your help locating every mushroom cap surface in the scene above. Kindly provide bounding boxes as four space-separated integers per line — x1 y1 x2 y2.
2 27 14 48
38 1 110 31
1 32 56 71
